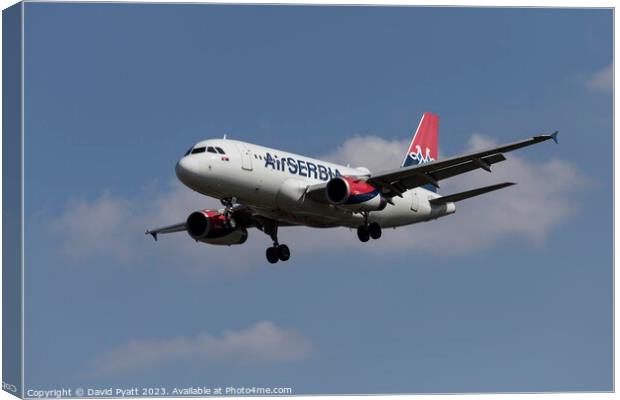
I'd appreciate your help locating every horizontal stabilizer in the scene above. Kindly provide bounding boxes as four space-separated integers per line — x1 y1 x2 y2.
429 182 515 205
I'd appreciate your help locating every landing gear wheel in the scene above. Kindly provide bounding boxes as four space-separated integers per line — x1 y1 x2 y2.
261 219 291 263
368 223 382 240
266 247 279 264
277 244 290 261
357 225 370 242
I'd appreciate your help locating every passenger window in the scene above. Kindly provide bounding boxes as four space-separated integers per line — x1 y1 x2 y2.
191 147 206 154
215 147 225 154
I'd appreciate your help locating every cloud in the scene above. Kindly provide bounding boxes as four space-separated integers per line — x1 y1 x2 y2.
50 183 207 262
322 133 586 254
48 180 275 274
49 133 584 268
50 192 138 263
585 64 613 92
322 135 408 172
86 321 312 377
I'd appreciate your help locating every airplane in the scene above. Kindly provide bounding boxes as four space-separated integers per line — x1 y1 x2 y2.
146 112 558 264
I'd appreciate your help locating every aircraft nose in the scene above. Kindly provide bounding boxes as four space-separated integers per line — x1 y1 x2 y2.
175 156 201 187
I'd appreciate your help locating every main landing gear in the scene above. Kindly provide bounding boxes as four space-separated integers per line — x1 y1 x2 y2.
262 219 291 264
357 223 382 242
266 244 290 264
357 213 382 242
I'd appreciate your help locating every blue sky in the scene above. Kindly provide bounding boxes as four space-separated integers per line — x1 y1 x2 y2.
23 3 612 394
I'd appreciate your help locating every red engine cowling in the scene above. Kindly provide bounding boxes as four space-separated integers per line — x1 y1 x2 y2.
186 210 248 245
325 176 387 212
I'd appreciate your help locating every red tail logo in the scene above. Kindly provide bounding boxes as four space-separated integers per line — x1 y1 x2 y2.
402 112 439 168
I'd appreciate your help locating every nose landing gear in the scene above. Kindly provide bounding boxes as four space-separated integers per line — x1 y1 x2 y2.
221 197 239 229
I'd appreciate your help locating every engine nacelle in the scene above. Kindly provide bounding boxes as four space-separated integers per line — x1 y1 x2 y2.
186 210 248 245
325 176 387 212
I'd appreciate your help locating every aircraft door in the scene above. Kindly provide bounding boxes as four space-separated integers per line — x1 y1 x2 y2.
235 142 253 171
410 190 418 212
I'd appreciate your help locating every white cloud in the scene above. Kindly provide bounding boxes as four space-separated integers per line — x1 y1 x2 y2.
322 133 586 254
48 181 267 273
50 133 584 268
585 64 613 92
322 135 409 173
86 321 312 377
50 192 138 263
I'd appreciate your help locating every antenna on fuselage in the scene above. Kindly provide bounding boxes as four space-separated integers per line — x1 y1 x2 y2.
223 134 228 140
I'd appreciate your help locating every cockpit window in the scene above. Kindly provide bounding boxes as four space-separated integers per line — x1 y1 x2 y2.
187 145 225 156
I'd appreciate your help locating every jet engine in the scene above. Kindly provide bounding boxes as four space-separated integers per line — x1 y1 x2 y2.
325 176 387 212
186 210 248 245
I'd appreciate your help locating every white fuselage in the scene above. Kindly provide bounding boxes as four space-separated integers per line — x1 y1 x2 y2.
175 139 455 229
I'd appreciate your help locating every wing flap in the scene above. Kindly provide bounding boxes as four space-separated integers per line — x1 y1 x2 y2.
429 182 515 205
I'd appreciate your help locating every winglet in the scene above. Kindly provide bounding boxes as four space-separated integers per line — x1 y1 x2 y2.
550 131 559 144
146 231 158 241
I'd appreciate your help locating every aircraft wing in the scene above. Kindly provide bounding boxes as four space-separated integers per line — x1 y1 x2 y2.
145 205 297 241
307 131 557 202
145 222 187 241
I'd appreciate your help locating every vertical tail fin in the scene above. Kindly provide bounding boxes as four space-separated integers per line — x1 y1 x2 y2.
401 112 439 191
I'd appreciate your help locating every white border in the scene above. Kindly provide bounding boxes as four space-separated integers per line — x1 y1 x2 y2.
0 1 615 400
20 0 24 397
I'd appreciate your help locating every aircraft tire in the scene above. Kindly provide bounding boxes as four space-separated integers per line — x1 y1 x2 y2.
266 247 279 264
368 223 382 240
357 226 370 242
277 244 290 261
